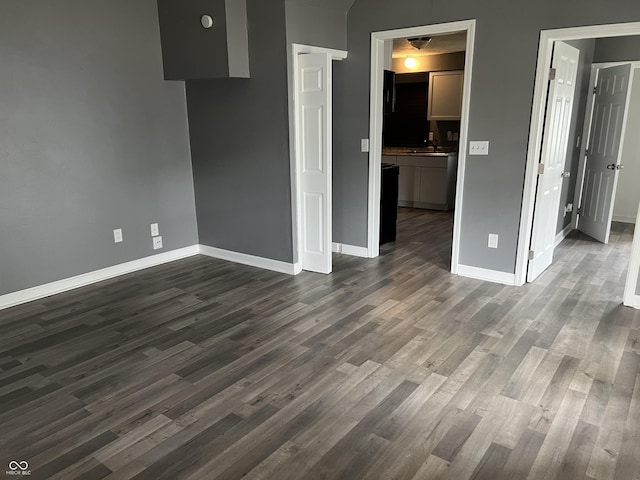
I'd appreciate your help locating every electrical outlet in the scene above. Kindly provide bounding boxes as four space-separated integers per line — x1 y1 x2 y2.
428 131 434 141
447 131 453 141
470 141 489 155
152 236 163 250
488 234 499 249
150 223 159 237
113 228 123 243
360 139 369 153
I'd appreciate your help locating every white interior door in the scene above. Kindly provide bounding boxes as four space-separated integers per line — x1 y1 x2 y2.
297 53 332 274
528 42 580 282
578 64 633 243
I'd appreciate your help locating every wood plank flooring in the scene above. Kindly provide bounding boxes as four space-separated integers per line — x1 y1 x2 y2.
1 209 639 479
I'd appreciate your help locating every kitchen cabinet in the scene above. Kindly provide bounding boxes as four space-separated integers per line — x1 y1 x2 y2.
386 153 457 210
427 71 463 120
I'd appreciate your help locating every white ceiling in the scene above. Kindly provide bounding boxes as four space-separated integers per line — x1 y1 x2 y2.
285 0 356 12
392 32 467 58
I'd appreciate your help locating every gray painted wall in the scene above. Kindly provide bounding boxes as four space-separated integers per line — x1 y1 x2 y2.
334 0 640 274
557 39 595 235
285 2 348 51
594 35 640 62
187 0 294 263
0 0 198 296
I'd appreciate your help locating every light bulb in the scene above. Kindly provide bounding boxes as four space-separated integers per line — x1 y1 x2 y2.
404 57 417 69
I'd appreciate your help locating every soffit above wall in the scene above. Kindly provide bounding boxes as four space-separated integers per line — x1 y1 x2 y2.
393 32 467 58
285 0 356 12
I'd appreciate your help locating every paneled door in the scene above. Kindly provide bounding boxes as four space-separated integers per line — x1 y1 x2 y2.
578 64 633 243
297 53 332 274
528 42 580 282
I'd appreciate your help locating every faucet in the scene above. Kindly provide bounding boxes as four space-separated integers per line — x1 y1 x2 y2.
422 138 438 152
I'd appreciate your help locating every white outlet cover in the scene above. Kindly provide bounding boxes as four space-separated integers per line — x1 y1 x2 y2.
360 139 369 153
113 228 123 243
469 141 489 155
150 223 159 237
488 234 499 249
153 236 163 250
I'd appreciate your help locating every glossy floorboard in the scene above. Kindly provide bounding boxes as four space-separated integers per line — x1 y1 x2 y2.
1 209 638 480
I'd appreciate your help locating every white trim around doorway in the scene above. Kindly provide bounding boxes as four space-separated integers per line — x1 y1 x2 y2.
367 20 476 276
516 21 640 286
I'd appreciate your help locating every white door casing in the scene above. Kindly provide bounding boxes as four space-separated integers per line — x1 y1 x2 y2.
368 20 476 272
527 42 580 282
516 22 640 287
623 199 640 309
578 64 634 243
297 52 332 274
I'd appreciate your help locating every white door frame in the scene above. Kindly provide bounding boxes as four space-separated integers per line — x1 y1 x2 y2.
571 61 640 231
367 20 476 273
516 21 640 286
624 203 640 308
291 44 348 274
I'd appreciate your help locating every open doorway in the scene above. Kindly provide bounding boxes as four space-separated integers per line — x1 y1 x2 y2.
368 20 476 276
379 33 465 263
518 22 640 309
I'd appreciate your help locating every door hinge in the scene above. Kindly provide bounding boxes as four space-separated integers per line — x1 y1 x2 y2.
593 85 597 94
549 68 557 81
528 250 535 261
538 163 545 175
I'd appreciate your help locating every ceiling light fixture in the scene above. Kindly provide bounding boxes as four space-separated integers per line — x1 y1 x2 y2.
408 36 432 50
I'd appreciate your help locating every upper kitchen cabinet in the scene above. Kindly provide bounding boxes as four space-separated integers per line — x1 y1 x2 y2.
427 70 463 120
157 0 250 80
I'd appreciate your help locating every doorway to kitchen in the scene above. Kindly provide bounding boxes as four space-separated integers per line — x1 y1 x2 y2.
367 20 476 276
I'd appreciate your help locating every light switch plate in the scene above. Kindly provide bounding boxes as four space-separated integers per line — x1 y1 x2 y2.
153 236 163 250
488 234 499 249
150 223 159 237
470 141 489 155
113 228 123 243
360 139 369 153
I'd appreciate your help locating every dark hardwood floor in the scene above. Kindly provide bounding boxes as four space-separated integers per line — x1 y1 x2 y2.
1 209 638 480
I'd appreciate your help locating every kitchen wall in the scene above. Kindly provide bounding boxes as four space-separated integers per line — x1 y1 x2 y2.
187 0 295 264
385 52 465 149
334 0 640 273
0 0 198 296
392 51 465 74
556 39 595 235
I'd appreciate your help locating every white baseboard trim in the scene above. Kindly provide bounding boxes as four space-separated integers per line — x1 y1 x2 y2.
0 245 200 311
457 264 517 286
613 214 637 224
198 245 298 275
623 294 640 310
332 242 369 258
555 224 573 247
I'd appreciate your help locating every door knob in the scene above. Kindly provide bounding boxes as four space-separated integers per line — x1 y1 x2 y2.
616 164 625 170
607 163 616 170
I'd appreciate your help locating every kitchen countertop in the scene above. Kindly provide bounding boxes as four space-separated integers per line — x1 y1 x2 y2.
383 147 457 157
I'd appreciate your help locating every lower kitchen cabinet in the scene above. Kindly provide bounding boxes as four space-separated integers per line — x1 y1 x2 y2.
393 154 457 210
